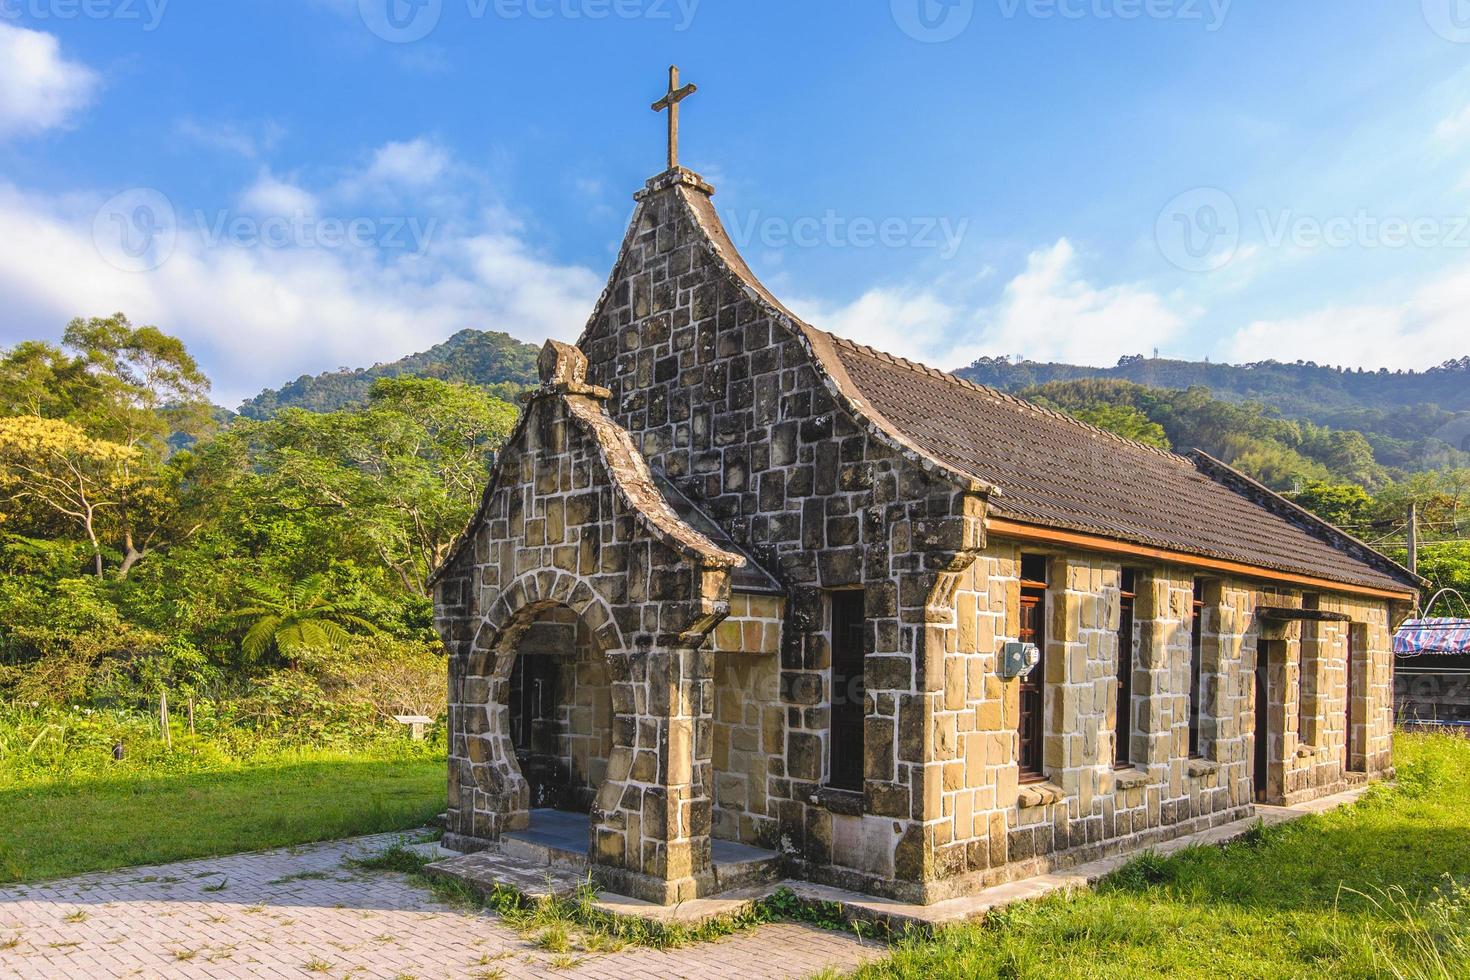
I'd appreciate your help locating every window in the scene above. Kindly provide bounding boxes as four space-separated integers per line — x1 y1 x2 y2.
1018 554 1049 781
1189 580 1205 758
1255 641 1278 801
1346 623 1366 773
827 590 866 792
1115 570 1137 767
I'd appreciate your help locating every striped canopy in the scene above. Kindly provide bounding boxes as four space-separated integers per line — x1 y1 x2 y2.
1394 619 1470 657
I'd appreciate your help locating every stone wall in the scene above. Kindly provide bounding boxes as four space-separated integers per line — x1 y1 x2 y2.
432 341 747 904
711 648 781 848
1274 593 1397 803
576 170 984 901
910 537 1393 899
922 547 1012 890
707 594 784 848
707 594 783 655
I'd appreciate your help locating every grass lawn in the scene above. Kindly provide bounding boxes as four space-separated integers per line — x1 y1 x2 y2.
852 731 1470 979
0 747 446 883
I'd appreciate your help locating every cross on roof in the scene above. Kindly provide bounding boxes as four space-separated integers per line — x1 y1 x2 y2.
651 65 697 171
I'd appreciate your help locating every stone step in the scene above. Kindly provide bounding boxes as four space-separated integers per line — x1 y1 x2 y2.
711 839 782 893
500 809 593 871
424 849 592 902
501 832 589 871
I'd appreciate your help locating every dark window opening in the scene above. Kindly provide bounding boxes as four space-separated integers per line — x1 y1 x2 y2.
1300 594 1319 745
1346 623 1366 773
1018 555 1049 781
828 589 867 792
1116 570 1137 768
1189 579 1205 759
1255 640 1276 801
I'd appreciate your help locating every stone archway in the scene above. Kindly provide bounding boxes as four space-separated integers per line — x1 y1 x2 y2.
507 604 615 815
457 571 629 845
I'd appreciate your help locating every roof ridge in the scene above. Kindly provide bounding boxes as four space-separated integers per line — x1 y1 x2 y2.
827 333 1188 463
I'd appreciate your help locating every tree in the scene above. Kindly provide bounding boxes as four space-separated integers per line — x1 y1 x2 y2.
1388 541 1470 608
227 378 517 594
1374 470 1470 534
0 341 94 419
59 313 213 451
1069 403 1170 450
0 416 139 576
226 574 378 664
0 316 214 577
1299 427 1385 488
1290 481 1374 528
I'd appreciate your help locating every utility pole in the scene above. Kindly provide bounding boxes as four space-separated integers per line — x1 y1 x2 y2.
1407 502 1419 578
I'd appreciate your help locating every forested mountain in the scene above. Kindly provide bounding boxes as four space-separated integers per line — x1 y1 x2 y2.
238 329 540 418
957 355 1470 415
957 355 1470 475
235 325 1470 483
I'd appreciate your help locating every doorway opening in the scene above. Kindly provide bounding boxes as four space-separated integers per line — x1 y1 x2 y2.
506 605 613 851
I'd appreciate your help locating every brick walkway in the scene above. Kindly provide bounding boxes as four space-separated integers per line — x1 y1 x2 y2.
0 833 882 979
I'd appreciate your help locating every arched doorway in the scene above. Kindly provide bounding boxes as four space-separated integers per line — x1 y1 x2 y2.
507 604 614 815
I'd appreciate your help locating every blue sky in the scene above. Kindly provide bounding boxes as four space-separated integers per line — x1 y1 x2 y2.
2 1 1469 407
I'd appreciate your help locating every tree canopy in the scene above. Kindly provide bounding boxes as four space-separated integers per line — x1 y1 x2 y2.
1 318 519 715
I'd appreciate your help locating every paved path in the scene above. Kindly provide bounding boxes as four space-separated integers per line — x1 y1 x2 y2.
0 833 882 979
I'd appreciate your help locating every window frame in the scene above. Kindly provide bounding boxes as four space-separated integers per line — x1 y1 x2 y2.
1115 569 1138 769
1299 593 1320 747
826 588 867 793
1188 579 1205 759
1017 554 1049 783
1345 622 1367 773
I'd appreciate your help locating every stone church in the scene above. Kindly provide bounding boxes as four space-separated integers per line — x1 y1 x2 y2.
431 78 1421 907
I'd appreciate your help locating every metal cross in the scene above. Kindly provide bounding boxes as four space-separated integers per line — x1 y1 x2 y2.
651 65 697 170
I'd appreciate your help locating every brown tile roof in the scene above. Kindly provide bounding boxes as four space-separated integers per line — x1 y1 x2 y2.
824 334 1418 595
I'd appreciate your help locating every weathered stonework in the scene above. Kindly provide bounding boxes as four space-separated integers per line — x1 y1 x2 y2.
433 340 746 903
572 168 985 901
433 164 1413 907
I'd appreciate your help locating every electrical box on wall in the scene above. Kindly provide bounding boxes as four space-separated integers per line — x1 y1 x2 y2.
999 642 1041 680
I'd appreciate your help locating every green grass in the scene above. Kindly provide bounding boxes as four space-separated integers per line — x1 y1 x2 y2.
0 747 446 883
853 731 1470 979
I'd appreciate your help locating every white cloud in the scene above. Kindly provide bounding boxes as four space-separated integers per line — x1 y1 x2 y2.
1222 261 1470 370
969 239 1185 366
0 175 602 407
791 287 963 365
360 138 451 188
794 239 1186 372
175 118 285 159
0 24 99 139
1435 103 1470 144
239 173 319 215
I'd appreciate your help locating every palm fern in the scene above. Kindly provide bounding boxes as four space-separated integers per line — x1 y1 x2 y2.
226 574 377 663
